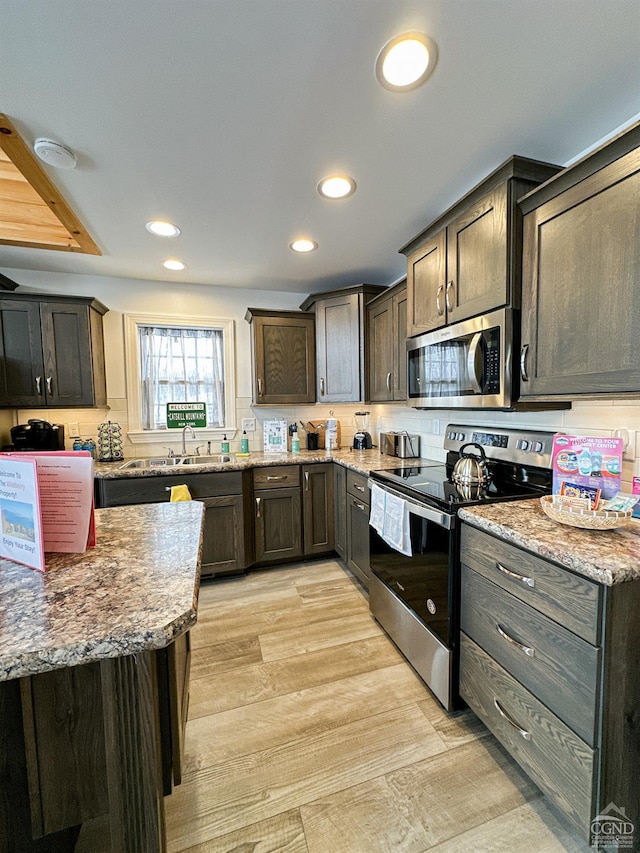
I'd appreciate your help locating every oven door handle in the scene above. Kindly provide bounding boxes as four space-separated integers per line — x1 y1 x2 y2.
367 480 452 529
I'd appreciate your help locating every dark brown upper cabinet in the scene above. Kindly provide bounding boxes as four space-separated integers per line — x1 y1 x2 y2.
519 122 640 400
401 157 562 337
0 293 107 408
367 279 407 402
300 284 385 403
245 308 316 405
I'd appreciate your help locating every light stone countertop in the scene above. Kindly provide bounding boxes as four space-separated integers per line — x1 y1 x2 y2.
94 448 432 479
0 500 204 682
459 500 640 586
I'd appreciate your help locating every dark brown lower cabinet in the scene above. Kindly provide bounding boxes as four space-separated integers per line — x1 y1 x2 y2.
302 463 334 556
343 470 371 588
200 494 247 576
1 637 188 850
254 486 303 563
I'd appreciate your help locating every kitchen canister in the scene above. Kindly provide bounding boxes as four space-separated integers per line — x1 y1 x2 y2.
97 421 124 462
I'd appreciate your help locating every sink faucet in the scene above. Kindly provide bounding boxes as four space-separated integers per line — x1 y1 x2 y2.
181 425 195 456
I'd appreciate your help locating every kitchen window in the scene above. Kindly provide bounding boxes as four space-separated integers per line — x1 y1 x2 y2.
124 312 236 444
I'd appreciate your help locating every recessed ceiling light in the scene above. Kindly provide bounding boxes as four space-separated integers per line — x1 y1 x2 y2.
317 175 357 199
162 259 186 270
146 220 181 237
289 238 318 253
375 33 438 92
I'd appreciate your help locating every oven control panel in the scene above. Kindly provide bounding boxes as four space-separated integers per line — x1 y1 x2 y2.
444 424 553 469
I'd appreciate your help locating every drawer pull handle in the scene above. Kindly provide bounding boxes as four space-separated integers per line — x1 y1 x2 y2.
497 623 535 657
493 698 531 741
353 500 366 511
496 561 534 588
266 475 285 481
354 484 365 492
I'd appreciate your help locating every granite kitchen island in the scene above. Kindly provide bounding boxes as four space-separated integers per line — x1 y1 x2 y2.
0 500 204 853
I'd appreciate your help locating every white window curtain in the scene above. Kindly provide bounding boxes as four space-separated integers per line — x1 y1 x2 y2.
138 326 225 429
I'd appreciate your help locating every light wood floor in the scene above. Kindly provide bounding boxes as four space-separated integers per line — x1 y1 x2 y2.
164 559 594 853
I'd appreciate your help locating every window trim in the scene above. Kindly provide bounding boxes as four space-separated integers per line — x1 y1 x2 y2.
124 311 236 445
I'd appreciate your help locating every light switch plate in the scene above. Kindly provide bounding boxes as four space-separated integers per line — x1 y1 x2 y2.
68 422 80 438
432 418 440 435
242 418 256 432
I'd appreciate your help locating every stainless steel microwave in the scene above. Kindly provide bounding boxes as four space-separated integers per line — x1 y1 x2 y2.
407 308 515 409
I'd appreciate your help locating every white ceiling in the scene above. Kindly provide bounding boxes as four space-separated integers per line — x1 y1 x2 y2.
1 0 639 294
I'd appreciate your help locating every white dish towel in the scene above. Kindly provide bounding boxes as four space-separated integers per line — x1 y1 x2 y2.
369 483 412 557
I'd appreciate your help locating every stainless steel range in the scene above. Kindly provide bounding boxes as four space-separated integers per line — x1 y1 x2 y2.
368 423 554 711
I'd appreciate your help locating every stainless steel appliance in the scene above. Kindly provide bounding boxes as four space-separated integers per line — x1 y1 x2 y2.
406 307 567 411
368 423 554 710
353 411 373 450
379 431 420 458
10 419 65 451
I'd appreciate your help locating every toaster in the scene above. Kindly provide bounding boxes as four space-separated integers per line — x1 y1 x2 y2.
379 431 420 458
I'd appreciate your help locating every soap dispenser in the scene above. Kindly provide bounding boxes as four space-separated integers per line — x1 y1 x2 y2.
221 434 229 453
240 430 249 453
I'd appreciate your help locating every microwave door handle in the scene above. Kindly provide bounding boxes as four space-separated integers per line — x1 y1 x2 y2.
466 331 484 394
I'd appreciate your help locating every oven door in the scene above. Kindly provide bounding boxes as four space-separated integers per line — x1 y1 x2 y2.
368 483 459 710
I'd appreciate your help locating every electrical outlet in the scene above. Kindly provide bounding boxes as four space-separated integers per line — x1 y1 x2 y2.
432 418 440 435
68 422 80 438
242 417 256 432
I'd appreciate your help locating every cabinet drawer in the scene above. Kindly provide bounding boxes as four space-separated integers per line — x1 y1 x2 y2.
460 633 595 836
253 465 300 488
346 470 369 503
461 525 601 644
461 564 600 746
97 471 243 506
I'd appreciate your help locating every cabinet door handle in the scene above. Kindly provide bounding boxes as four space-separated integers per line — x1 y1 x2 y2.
520 344 529 382
386 371 392 393
493 698 531 740
255 496 261 517
35 375 42 394
435 284 444 316
266 475 285 481
46 376 53 394
304 471 310 491
257 377 263 396
496 623 535 657
445 280 455 312
495 561 534 588
320 377 325 395
353 500 366 511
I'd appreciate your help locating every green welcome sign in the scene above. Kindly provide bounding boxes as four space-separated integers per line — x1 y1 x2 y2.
166 402 207 429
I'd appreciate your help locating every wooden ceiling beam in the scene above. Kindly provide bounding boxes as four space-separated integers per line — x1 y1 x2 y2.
0 114 101 255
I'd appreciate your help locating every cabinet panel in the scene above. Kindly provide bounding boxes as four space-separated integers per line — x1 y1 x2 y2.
246 309 315 404
407 231 446 335
0 294 107 409
316 293 361 402
254 487 302 563
446 184 508 324
200 495 245 577
460 632 595 837
368 296 394 402
302 463 334 556
0 299 45 406
461 564 599 746
334 464 347 560
392 286 408 400
520 143 640 398
347 492 370 587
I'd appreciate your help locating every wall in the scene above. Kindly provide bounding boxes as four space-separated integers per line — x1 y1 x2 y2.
3 266 639 493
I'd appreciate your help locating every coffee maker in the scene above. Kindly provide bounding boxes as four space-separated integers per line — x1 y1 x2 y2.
353 411 373 450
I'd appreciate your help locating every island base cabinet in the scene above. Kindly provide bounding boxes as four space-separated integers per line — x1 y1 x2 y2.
0 639 191 851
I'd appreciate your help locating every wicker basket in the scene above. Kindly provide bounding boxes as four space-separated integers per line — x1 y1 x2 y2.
540 495 633 530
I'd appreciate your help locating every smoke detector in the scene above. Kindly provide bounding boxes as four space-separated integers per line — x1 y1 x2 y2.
33 138 77 170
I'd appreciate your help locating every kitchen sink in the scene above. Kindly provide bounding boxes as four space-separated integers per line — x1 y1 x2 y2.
179 454 232 465
117 454 232 469
118 457 184 469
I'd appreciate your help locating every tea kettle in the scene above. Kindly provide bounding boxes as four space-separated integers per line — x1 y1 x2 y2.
452 443 492 486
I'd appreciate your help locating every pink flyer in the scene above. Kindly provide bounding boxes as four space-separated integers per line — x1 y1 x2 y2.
552 435 623 506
